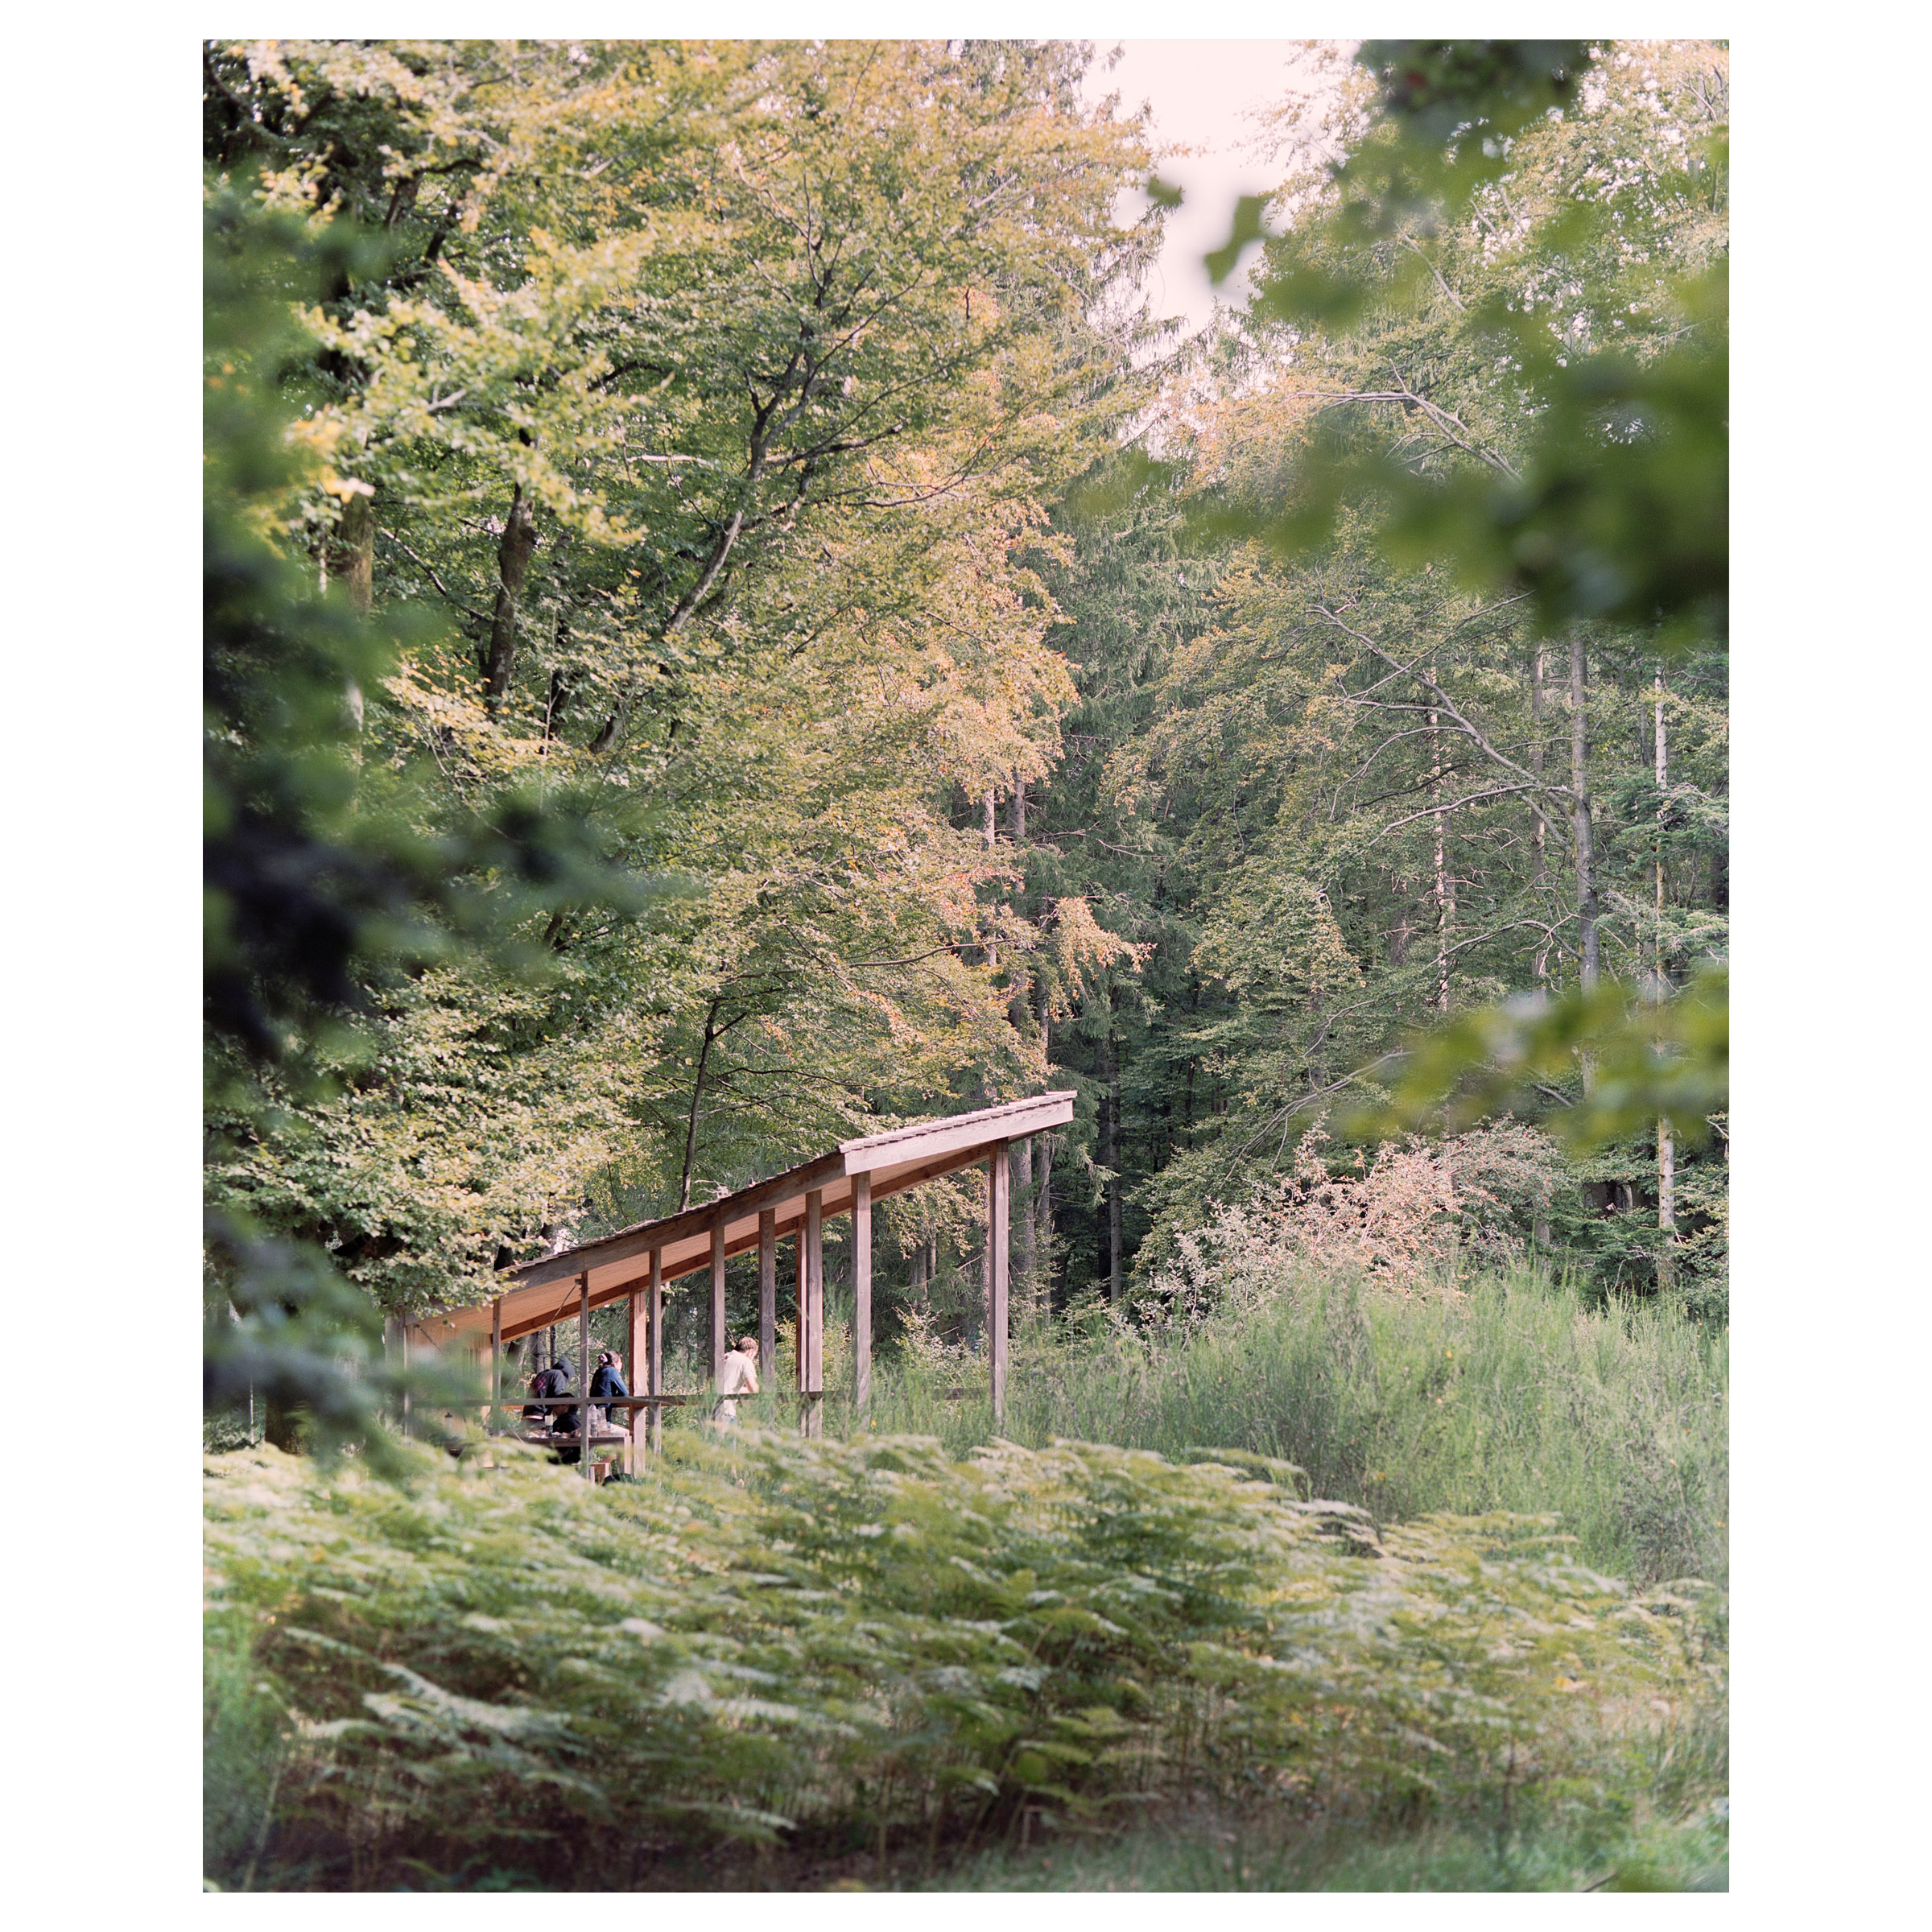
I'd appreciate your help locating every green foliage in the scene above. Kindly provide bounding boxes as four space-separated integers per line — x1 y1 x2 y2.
204 180 675 1451
1038 41 1728 1299
205 39 1162 1332
204 1420 1721 1889
927 1795 1728 1890
1356 964 1728 1151
203 187 655 1106
863 1261 1728 1590
1218 39 1728 644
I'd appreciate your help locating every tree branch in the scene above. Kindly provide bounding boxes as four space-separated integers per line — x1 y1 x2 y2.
379 530 490 624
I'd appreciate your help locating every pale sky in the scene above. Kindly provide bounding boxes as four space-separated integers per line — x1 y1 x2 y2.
1083 39 1342 338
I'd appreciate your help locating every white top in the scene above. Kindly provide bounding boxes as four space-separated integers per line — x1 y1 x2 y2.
714 1349 759 1419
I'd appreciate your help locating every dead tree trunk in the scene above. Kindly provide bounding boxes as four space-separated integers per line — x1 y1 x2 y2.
1570 633 1599 992
1430 662 1453 1012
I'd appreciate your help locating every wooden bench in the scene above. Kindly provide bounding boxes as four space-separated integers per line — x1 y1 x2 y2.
484 1393 696 1478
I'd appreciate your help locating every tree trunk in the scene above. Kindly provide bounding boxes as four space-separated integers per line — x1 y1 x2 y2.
543 666 576 745
1035 974 1054 1274
679 999 723 1212
1103 1007 1124 1305
1655 664 1676 1288
1013 1137 1034 1288
483 485 539 708
328 489 375 618
1006 770 1034 1289
1530 638 1550 983
1570 633 1599 991
1430 662 1452 1012
326 490 374 731
1011 968 1036 1294
262 1389 303 1453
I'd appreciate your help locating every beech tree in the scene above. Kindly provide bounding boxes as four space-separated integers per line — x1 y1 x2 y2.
204 38 1159 1323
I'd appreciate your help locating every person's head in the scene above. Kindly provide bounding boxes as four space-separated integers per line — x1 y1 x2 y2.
736 1335 758 1356
599 1350 614 1368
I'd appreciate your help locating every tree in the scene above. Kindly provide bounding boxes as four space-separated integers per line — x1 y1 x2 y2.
203 187 657 1451
1195 38 1729 1183
204 39 1162 1360
1020 42 1728 1298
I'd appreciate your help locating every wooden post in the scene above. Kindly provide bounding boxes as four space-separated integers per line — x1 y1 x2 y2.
758 1208 778 1388
795 1226 807 1394
626 1287 644 1474
710 1219 728 1393
989 1141 1009 1426
489 1297 502 1438
853 1170 873 1417
803 1187 824 1437
577 1272 592 1479
647 1249 663 1455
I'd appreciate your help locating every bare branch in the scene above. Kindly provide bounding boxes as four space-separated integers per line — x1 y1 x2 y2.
379 530 490 624
1317 605 1563 799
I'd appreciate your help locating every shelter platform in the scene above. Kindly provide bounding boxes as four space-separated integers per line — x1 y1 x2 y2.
402 1091 1074 1474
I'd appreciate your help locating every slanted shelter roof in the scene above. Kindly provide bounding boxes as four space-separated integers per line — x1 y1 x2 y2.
405 1091 1074 1352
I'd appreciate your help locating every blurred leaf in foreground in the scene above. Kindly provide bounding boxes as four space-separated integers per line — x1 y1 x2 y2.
1348 965 1727 1153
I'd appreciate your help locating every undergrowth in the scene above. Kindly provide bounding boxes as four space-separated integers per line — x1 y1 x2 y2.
205 1418 1724 1890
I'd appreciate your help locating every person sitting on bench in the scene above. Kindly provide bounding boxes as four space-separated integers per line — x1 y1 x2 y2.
526 1355 576 1438
590 1349 630 1427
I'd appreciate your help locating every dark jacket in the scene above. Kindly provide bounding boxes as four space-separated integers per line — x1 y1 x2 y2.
590 1360 630 1427
526 1359 576 1433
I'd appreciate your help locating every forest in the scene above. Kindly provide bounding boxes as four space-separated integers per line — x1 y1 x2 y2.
204 39 1728 1893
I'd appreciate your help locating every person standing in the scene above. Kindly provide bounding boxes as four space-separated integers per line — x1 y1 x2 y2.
712 1335 760 1425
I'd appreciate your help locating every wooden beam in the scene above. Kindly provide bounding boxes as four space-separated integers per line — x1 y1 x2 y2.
852 1170 872 1417
577 1274 592 1477
457 1127 1072 1347
840 1092 1075 1175
710 1218 727 1393
647 1249 663 1455
507 1150 848 1290
758 1208 777 1388
803 1187 824 1435
498 1095 1071 1297
989 1141 1009 1425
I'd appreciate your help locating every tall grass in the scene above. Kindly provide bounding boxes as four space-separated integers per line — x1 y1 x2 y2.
844 1263 1727 1587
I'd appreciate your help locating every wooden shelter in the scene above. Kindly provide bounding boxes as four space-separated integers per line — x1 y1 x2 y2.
404 1092 1074 1468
